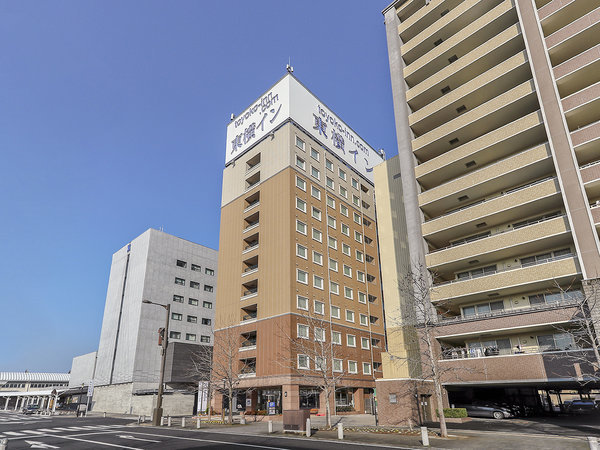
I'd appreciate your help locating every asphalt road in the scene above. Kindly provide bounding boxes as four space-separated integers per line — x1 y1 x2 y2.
0 411 411 449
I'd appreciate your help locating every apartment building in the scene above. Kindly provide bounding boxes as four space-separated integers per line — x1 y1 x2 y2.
214 73 386 415
92 229 217 416
377 0 600 423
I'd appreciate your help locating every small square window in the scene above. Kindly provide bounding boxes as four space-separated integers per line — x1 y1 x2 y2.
311 166 320 180
204 285 214 292
357 271 365 283
314 300 325 315
313 275 324 290
326 177 334 189
329 258 338 272
355 231 363 243
296 197 307 212
351 178 359 190
339 186 348 198
202 318 211 325
310 148 320 161
297 324 309 339
188 297 198 306
362 362 371 375
347 334 356 347
346 310 355 323
331 305 341 319
325 159 334 171
356 250 364 262
332 333 342 346
352 195 360 207
297 295 309 311
297 269 308 284
205 268 214 276
203 301 212 309
298 354 310 369
200 335 210 343
313 251 323 265
314 327 325 342
296 136 305 150
330 281 339 295
176 260 187 268
312 228 322 242
311 186 321 200
296 155 306 170
170 331 181 339
338 168 346 181
190 281 200 289
296 219 307 235
348 360 358 374
171 313 183 321
333 358 343 372
327 216 336 229
361 337 370 349
341 223 350 236
344 286 353 300
342 243 351 256
191 264 202 272
187 315 198 323
360 314 368 326
327 196 335 208
297 243 308 259
343 265 352 278
296 176 306 191
175 277 185 286
340 204 349 217
353 212 361 224
173 295 184 303
328 236 337 250
312 206 322 221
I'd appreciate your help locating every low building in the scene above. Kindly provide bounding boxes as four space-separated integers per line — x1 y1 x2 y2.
0 372 70 411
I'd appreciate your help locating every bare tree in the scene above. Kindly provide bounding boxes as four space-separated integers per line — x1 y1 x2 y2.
278 311 348 427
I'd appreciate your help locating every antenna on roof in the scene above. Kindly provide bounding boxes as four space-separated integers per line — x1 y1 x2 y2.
286 57 294 74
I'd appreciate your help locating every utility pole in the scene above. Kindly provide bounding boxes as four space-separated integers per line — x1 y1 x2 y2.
143 299 170 426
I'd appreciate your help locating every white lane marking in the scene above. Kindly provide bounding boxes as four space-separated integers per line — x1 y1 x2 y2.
61 427 92 431
117 434 161 443
23 430 46 434
24 440 59 449
37 429 61 433
122 431 290 449
50 435 142 449
4 431 26 436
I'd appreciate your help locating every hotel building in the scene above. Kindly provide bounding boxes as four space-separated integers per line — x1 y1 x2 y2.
377 0 600 422
214 73 386 414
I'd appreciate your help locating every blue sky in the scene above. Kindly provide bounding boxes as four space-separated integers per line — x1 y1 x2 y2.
0 1 397 372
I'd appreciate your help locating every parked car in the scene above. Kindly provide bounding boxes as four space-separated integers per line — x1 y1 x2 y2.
567 400 597 414
457 402 513 419
22 404 40 415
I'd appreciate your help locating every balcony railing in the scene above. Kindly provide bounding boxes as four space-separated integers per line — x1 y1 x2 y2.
434 253 575 287
243 243 259 253
243 288 257 296
244 264 258 272
441 346 586 360
241 313 257 322
244 201 260 213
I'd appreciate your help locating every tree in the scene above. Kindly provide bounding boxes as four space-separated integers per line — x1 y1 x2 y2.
278 311 348 427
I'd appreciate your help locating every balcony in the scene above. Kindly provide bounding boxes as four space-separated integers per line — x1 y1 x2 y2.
581 160 600 200
546 7 600 66
240 331 257 352
554 44 600 97
415 111 546 189
239 357 257 378
539 0 599 36
422 177 562 246
571 120 600 165
406 23 524 111
241 304 258 323
412 80 539 163
562 81 600 130
430 255 580 304
398 0 463 43
592 204 600 228
426 214 571 273
243 212 260 234
418 143 553 217
244 201 260 213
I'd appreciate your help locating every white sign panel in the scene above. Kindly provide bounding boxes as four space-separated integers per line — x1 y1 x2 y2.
226 74 383 182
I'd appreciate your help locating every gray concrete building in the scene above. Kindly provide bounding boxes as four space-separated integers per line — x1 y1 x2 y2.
92 229 217 416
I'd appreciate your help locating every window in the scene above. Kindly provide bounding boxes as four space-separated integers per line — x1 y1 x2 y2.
360 314 368 326
351 178 359 190
328 236 337 249
312 206 322 221
353 213 362 226
333 358 343 372
296 243 308 259
346 310 355 323
339 186 348 198
357 271 365 283
358 292 367 304
298 354 310 369
329 258 338 272
354 231 363 243
331 305 341 319
311 166 320 180
313 275 324 290
314 327 325 342
326 159 334 171
204 285 214 292
202 318 211 325
327 196 335 208
341 223 350 236
352 195 360 207
343 265 352 277
310 147 320 161
296 176 306 191
187 315 198 323
313 251 323 265
297 269 308 284
296 219 307 235
342 243 351 256
296 155 306 170
190 281 200 289
189 297 199 306
344 286 353 300
191 264 201 272
176 260 187 268
326 177 334 189
315 356 326 370
173 295 184 303
332 332 342 345
456 265 496 280
340 204 349 217
297 295 309 311
295 136 305 150
297 324 309 339
327 215 336 229
348 360 358 374
201 335 210 343
203 301 213 309
314 300 324 315
362 362 372 375
347 334 356 347
171 313 182 321
312 228 322 242
361 337 370 349
356 250 364 262
186 333 196 342
296 197 306 212
330 281 339 295
338 168 346 181
175 277 185 286
170 331 181 339
205 268 214 276
311 186 321 200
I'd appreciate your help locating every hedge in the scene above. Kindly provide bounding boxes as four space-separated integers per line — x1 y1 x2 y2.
436 408 467 418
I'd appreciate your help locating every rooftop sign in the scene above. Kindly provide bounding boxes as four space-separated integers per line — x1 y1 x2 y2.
226 74 383 182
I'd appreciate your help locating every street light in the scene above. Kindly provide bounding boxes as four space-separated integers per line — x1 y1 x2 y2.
143 299 171 426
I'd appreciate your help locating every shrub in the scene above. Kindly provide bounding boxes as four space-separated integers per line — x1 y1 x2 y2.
436 408 467 418
336 406 354 412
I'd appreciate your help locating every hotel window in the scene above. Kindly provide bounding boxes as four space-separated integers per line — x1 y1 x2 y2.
314 327 325 342
341 223 350 236
204 285 213 292
355 231 363 243
333 358 343 372
313 275 324 290
188 297 198 305
176 260 187 268
170 331 181 339
203 301 212 309
343 265 352 278
190 281 200 289
346 310 355 323
342 243 351 256
205 268 214 276
297 324 309 339
175 277 185 286
326 177 334 189
352 195 360 207
312 228 322 242
171 313 182 321
361 337 370 349
313 251 323 265
312 206 322 221
326 159 334 171
311 186 321 200
331 305 341 319
330 281 340 295
328 236 337 250
362 362 372 375
327 216 336 229
360 314 368 326
201 335 210 343
310 147 320 161
356 250 364 262
296 243 308 259
311 166 321 180
348 360 358 374
347 334 356 347
327 196 335 208
298 354 310 369
351 178 359 190
202 318 211 325
353 212 361 224
338 168 346 181
295 136 305 150
329 258 338 272
296 155 306 170
357 271 365 283
296 176 306 191
340 204 349 217
296 219 307 235
173 295 184 303
314 300 325 315
297 269 308 284
186 334 196 342
187 315 197 323
297 295 309 311
191 264 201 272
339 186 348 199
294 197 306 212
344 286 353 300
